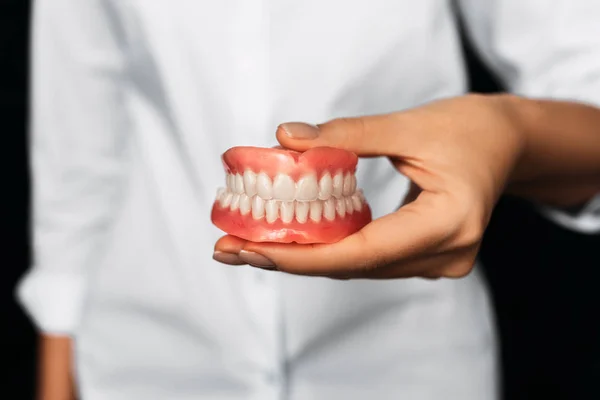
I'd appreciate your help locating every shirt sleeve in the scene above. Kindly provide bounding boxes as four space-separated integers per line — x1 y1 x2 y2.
457 0 600 234
16 0 130 335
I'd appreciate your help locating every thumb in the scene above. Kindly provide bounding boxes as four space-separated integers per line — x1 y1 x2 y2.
276 115 405 157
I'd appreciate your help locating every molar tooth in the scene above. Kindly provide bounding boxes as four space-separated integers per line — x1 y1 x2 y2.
318 172 333 200
234 173 244 193
335 198 346 218
332 172 344 198
273 174 296 201
295 175 319 201
324 198 336 221
243 170 257 197
280 201 295 223
257 172 273 199
345 197 354 214
239 194 251 215
216 187 226 202
265 199 279 223
295 202 309 223
221 191 233 208
351 194 362 211
310 201 323 222
343 172 354 196
230 193 241 211
251 196 265 219
227 173 235 190
350 175 357 194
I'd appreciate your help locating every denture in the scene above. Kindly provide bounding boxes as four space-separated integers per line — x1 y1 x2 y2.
211 146 372 243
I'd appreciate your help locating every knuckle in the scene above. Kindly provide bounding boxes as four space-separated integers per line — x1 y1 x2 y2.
440 250 478 278
443 192 487 250
441 259 476 278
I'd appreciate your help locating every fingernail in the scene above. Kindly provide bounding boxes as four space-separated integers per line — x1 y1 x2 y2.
239 250 275 268
213 251 245 265
279 122 320 139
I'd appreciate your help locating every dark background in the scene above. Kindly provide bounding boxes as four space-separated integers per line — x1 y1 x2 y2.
2 1 599 398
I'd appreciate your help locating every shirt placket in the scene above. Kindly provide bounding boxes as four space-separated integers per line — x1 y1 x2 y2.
231 2 286 399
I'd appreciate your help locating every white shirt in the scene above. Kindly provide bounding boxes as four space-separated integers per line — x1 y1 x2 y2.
18 1 600 399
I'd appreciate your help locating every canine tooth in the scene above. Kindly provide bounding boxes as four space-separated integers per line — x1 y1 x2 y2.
265 199 279 223
234 173 244 193
310 201 323 222
318 172 333 200
280 201 295 223
351 193 362 211
324 198 336 221
230 193 241 211
227 174 235 190
251 196 265 219
239 194 251 215
335 198 346 217
296 175 319 201
295 202 309 223
345 197 354 214
257 173 273 199
221 191 233 208
343 172 354 196
332 172 343 198
243 170 257 197
273 174 295 201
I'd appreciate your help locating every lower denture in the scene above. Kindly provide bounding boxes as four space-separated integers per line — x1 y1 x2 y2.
211 146 372 244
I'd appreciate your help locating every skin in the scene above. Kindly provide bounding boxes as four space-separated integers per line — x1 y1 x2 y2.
214 94 600 278
38 335 76 400
40 93 600 398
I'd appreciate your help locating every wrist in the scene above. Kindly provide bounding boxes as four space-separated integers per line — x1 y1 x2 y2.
486 93 538 184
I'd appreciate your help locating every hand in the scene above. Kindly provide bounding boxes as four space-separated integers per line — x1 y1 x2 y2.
214 94 525 279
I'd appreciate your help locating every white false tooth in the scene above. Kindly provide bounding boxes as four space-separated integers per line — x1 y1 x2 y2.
324 198 336 221
332 172 344 198
230 193 241 211
358 189 366 204
221 191 233 208
273 174 296 201
239 194 251 215
351 194 362 211
345 197 354 214
265 199 279 223
243 170 257 197
216 187 226 201
251 196 265 219
318 172 333 200
343 172 354 196
257 172 273 199
296 175 319 201
234 173 244 193
295 202 309 223
280 201 295 223
350 175 357 194
335 198 346 218
310 201 323 222
227 174 235 190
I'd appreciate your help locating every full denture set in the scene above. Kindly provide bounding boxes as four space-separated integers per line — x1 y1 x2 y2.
211 146 372 243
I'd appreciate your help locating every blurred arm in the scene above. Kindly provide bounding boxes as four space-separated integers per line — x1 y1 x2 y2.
17 0 130 396
458 0 600 233
39 336 76 400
